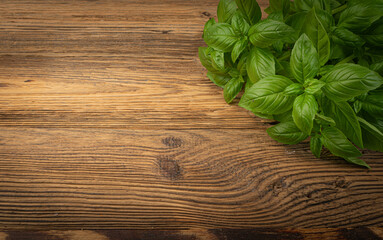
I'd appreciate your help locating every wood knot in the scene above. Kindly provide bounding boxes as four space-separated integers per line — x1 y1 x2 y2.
333 177 349 189
158 156 182 180
24 80 33 82
202 12 211 17
162 137 182 148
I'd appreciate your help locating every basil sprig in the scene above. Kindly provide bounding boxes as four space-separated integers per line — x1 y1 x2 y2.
200 0 383 168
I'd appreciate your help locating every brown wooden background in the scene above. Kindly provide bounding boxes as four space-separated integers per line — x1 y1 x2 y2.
0 0 383 239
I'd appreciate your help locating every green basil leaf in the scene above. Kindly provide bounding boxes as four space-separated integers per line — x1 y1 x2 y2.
207 71 231 88
304 79 325 95
224 75 244 103
284 83 304 96
267 121 308 145
301 8 330 66
211 49 225 72
310 135 323 158
332 27 366 47
267 11 283 22
235 0 262 25
285 12 307 32
249 19 296 48
344 157 371 169
321 126 362 158
199 47 226 74
231 10 250 35
203 18 216 39
274 110 293 122
353 100 363 114
277 61 295 80
231 38 248 63
239 75 295 114
203 23 240 52
290 34 320 83
362 17 383 47
294 0 331 13
229 68 240 78
321 96 364 148
370 61 383 76
246 47 275 83
314 8 334 32
245 77 253 91
217 0 237 23
319 65 334 76
237 51 249 76
322 64 383 102
330 43 353 60
315 113 336 126
358 117 383 153
361 93 383 119
293 93 318 134
269 0 290 17
338 3 382 33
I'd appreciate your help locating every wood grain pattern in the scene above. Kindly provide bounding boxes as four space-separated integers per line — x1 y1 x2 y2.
0 0 383 231
1 228 383 240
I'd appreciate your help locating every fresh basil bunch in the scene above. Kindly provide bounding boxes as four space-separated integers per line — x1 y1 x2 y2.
199 0 383 168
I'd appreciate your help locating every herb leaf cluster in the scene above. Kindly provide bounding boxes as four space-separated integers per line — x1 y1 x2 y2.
199 0 383 168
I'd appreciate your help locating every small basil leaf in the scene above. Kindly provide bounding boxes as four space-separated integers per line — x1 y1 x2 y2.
207 72 231 88
269 0 290 17
267 11 283 22
310 135 323 158
301 8 330 66
237 51 249 76
290 34 320 83
245 77 253 91
285 12 307 32
224 75 244 104
277 61 295 80
267 121 308 145
353 100 363 114
217 0 237 23
322 64 383 102
321 96 364 148
370 61 383 76
231 10 250 35
361 93 383 119
304 79 325 95
315 113 335 126
247 47 275 83
284 83 304 96
203 23 240 52
321 126 362 158
235 0 262 25
203 18 216 39
319 65 334 76
362 17 383 47
239 75 295 114
332 27 366 47
293 93 318 135
249 19 297 48
229 68 240 78
358 117 383 153
211 49 225 72
294 0 331 13
199 47 226 74
231 38 248 63
344 157 371 169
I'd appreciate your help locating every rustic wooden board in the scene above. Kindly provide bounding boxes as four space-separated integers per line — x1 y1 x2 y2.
1 228 383 240
0 0 383 233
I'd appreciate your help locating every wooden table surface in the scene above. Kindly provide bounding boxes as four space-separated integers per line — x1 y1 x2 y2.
1 0 383 239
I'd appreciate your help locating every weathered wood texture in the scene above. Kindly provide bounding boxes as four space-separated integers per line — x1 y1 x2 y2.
1 228 383 240
0 0 383 232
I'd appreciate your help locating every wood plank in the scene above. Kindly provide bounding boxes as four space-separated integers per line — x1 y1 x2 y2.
0 127 382 229
1 228 383 240
0 0 268 130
